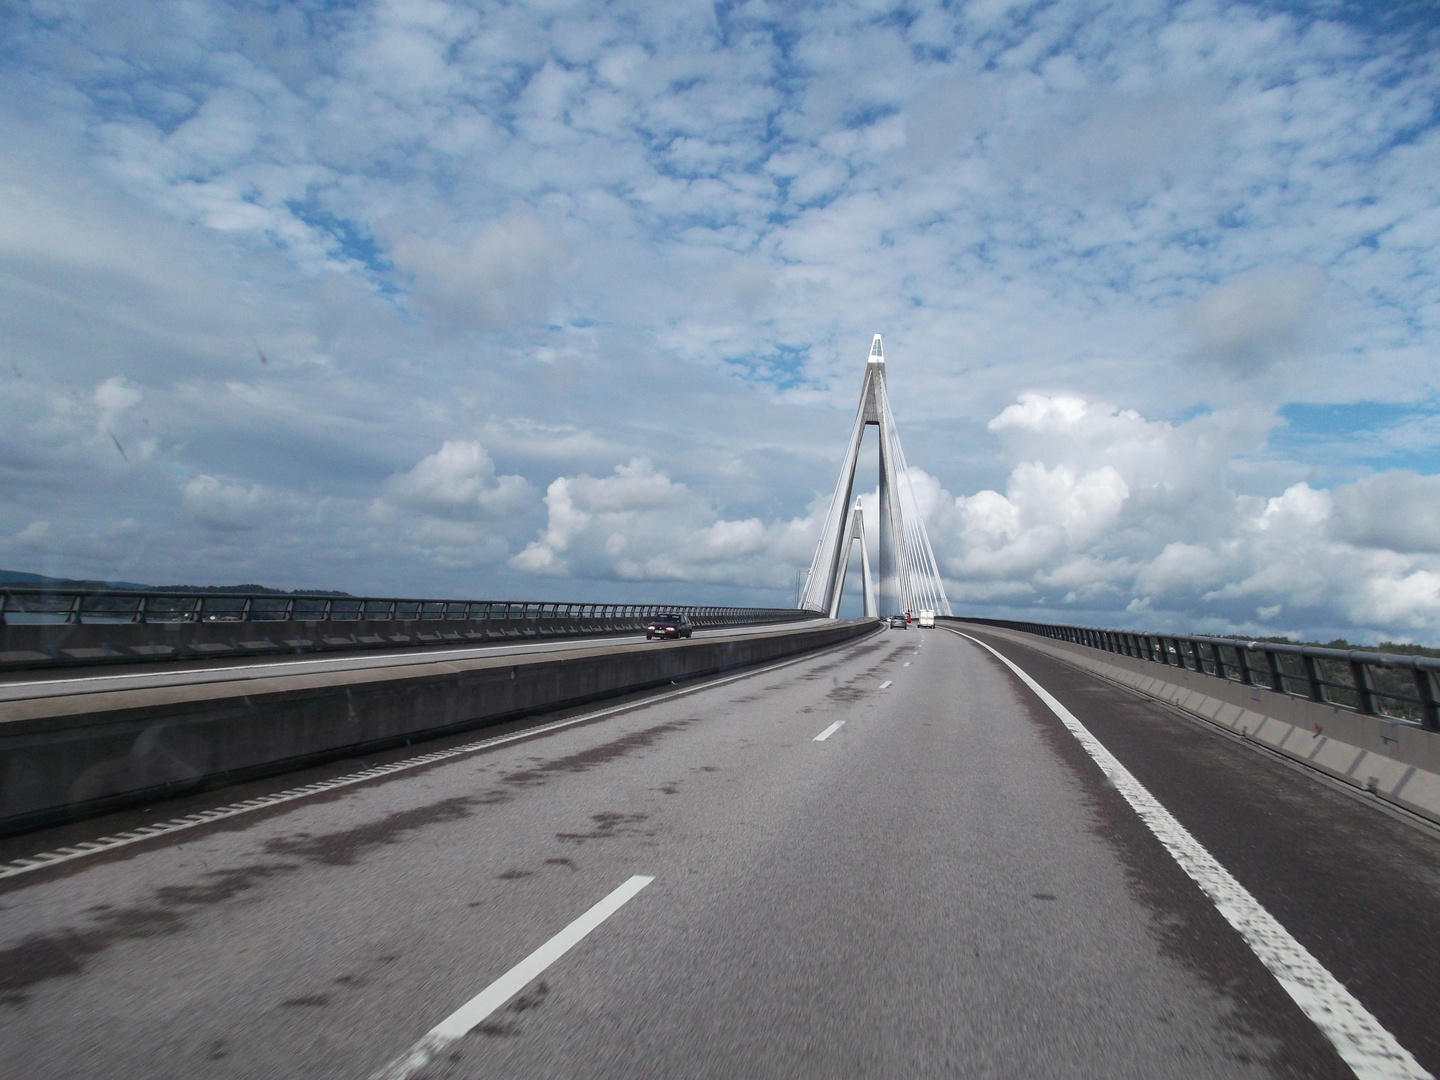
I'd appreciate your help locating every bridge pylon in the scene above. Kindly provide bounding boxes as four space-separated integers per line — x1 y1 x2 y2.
799 334 952 619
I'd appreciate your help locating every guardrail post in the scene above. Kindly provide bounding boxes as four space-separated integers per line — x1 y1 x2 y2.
1235 647 1254 686
1413 668 1440 732
1302 654 1326 703
1350 661 1378 716
1266 649 1285 694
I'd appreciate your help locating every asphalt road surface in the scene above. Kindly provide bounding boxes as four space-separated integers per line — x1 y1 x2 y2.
2 625 1437 1078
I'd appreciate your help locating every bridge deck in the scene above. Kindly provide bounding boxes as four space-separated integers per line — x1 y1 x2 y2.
1 627 1435 1077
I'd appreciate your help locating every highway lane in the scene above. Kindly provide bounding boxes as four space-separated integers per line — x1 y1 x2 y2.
0 619 831 704
0 626 1433 1077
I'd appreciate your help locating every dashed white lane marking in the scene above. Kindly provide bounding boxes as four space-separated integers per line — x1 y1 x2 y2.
370 875 653 1080
1 639 867 883
949 629 1432 1080
878 680 893 689
813 720 845 742
903 662 911 667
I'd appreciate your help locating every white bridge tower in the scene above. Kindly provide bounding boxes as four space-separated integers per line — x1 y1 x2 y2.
799 334 952 619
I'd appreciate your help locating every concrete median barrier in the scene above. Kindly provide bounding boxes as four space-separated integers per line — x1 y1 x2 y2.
0 619 878 835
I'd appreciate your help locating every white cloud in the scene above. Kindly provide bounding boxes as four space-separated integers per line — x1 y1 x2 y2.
1332 472 1440 554
377 440 531 521
1183 265 1327 371
391 211 571 331
14 520 50 546
901 76 994 168
513 457 818 587
181 474 269 530
924 394 1440 637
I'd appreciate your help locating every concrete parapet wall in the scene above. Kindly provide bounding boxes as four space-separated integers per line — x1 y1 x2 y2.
0 613 797 671
951 621 1440 826
0 619 877 835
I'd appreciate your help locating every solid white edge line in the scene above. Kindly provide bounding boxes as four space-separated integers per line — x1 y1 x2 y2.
947 628 1432 1080
813 720 845 742
369 875 654 1080
1 629 876 882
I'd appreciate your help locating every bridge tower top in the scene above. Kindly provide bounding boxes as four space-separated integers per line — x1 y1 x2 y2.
798 334 951 618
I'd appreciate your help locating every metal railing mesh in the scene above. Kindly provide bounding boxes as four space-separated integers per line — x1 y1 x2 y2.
949 617 1440 733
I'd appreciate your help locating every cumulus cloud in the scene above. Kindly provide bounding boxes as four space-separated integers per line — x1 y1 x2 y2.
391 211 570 332
93 376 141 426
181 474 268 530
513 458 817 587
1331 472 1440 554
377 441 531 521
925 394 1440 637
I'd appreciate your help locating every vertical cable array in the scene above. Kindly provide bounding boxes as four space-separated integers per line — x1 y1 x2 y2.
798 335 953 617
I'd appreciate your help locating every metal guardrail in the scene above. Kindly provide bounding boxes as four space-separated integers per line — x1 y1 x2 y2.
0 586 822 671
951 617 1440 733
0 586 810 629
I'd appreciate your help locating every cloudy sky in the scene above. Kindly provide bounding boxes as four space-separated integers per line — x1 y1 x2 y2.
2 0 1438 642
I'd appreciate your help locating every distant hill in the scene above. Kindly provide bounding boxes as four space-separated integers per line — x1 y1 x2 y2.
0 569 350 596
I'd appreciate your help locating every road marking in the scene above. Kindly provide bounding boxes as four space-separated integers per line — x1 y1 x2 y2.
903 662 911 667
948 629 1432 1080
878 679 893 689
813 720 845 741
0 632 873 882
370 875 653 1080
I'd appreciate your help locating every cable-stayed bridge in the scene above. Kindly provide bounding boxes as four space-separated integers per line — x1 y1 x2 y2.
800 334 952 619
1 345 1439 1078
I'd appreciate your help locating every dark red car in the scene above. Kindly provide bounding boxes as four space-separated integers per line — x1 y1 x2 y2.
645 613 693 640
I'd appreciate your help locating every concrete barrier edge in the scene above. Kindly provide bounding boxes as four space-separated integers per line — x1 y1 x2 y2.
0 619 880 836
950 621 1440 828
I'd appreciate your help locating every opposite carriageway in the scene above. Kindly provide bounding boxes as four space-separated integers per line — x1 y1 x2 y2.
0 596 863 835
0 585 812 672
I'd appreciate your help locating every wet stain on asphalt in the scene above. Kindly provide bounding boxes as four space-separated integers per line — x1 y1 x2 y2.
0 861 296 1004
556 811 649 843
475 980 549 1037
797 643 881 680
264 795 481 866
0 790 506 1002
501 721 693 787
497 869 534 880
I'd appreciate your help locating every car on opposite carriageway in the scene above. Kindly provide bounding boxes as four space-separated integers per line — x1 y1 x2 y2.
646 613 693 640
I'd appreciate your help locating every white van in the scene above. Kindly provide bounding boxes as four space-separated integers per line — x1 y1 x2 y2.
918 609 935 628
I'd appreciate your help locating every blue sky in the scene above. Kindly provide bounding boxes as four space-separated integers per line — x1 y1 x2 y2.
2 0 1439 642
